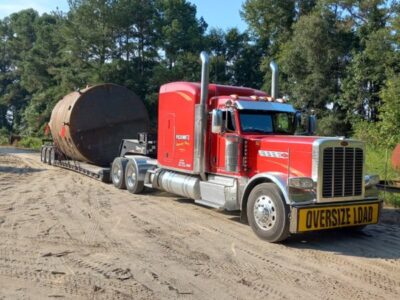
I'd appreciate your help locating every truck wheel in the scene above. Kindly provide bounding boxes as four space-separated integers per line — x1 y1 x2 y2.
111 157 128 189
247 183 290 243
125 159 144 194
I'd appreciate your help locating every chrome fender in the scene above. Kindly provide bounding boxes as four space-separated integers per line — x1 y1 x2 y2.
240 172 290 209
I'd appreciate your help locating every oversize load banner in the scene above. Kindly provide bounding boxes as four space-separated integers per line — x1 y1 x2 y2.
297 203 380 232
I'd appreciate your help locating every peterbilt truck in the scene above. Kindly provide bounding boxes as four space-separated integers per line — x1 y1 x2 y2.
41 52 382 242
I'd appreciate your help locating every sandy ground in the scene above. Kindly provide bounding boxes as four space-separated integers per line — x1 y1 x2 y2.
0 148 400 300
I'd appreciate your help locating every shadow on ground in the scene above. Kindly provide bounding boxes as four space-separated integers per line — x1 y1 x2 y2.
0 147 38 154
0 166 45 174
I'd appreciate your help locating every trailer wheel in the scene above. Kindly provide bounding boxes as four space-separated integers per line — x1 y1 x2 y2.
125 159 144 194
40 146 46 162
111 157 128 189
247 183 290 243
50 148 56 165
45 147 52 165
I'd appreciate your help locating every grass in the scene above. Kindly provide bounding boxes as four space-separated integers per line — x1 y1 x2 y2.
0 134 8 145
16 137 43 150
365 144 400 207
0 133 42 150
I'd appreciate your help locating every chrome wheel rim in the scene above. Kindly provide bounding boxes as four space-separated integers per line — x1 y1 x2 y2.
112 163 122 183
126 165 136 188
254 195 276 231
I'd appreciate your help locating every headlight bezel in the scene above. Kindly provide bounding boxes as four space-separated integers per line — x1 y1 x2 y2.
288 177 315 190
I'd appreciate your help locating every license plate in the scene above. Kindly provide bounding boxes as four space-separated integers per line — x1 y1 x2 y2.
297 203 380 232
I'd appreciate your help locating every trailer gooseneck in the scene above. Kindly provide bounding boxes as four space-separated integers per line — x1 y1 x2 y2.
42 51 382 242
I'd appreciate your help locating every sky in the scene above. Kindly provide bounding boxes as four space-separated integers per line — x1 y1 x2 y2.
0 0 247 31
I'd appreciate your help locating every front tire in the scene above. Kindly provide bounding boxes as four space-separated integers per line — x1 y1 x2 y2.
111 157 128 189
125 159 144 194
247 183 290 243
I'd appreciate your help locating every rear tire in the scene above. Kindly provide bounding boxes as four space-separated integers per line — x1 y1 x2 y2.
50 148 56 165
247 183 290 243
111 157 128 189
40 146 46 162
45 147 52 165
125 159 144 194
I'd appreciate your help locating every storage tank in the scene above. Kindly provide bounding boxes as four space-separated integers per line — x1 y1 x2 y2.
49 83 149 166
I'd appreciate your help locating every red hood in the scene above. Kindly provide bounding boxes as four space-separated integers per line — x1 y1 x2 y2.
245 135 321 178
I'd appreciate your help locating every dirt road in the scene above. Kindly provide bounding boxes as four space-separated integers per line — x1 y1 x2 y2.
0 149 400 299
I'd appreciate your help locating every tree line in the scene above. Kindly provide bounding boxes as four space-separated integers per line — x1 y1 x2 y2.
0 0 399 145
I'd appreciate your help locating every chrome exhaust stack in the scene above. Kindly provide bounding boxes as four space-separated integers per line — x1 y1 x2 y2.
270 61 279 99
194 51 209 181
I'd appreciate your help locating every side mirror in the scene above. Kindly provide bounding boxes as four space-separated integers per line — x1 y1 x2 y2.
308 115 317 135
211 109 223 134
294 111 302 128
294 111 317 135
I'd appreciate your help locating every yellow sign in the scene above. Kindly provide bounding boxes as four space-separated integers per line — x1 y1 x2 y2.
297 203 380 232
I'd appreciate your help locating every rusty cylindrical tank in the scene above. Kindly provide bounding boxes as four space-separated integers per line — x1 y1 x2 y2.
49 83 149 166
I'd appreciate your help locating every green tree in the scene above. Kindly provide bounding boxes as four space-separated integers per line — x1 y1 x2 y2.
279 6 351 112
332 0 398 122
156 0 207 69
377 75 400 146
0 9 39 133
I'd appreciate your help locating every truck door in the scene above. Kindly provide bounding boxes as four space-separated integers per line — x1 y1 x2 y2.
163 113 175 162
209 109 239 174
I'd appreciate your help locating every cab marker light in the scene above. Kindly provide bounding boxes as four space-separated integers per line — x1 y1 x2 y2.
250 95 259 101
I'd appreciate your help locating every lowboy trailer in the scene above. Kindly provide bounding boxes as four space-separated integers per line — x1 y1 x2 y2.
41 52 382 242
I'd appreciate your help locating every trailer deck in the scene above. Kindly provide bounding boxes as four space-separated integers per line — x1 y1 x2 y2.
41 145 110 183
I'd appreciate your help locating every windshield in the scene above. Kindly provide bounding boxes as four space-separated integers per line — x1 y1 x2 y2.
239 110 295 134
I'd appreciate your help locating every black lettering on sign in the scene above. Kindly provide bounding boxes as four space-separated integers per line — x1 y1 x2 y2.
346 208 351 225
357 207 363 224
332 209 337 226
339 208 345 225
306 211 312 229
368 207 373 222
325 210 331 227
313 211 319 228
320 210 325 228
362 207 368 223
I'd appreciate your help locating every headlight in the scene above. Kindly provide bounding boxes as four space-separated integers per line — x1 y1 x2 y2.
365 175 380 188
288 177 314 189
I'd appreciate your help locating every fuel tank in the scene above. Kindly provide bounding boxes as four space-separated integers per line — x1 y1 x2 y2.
49 83 149 166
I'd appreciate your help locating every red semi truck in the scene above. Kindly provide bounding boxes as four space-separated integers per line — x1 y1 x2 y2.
42 52 382 242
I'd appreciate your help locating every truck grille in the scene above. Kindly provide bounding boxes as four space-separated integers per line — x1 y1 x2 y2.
322 147 363 198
